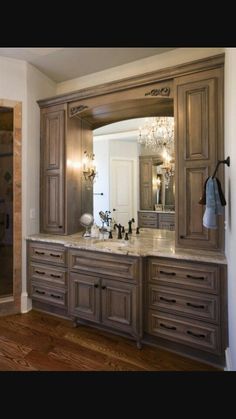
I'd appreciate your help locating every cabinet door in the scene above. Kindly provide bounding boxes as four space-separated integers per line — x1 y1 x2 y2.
69 272 100 322
174 67 224 250
139 158 153 210
101 279 137 335
41 109 65 234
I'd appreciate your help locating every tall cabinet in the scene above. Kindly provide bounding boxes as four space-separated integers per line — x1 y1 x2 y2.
175 67 224 250
40 104 93 235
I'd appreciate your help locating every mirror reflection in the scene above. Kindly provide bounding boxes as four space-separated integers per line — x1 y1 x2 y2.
92 114 175 232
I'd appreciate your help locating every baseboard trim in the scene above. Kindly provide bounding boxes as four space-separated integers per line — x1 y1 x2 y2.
225 347 233 371
21 293 32 313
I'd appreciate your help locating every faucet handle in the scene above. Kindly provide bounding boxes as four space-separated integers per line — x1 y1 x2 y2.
136 227 140 234
121 226 125 233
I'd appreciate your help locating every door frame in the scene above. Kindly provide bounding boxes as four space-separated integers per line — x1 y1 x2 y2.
0 99 22 315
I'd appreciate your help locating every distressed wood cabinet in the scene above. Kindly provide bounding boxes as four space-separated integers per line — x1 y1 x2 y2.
145 257 227 365
174 67 224 250
40 104 93 235
27 241 68 318
68 249 142 347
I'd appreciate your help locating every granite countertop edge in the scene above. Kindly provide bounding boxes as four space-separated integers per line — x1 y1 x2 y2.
25 233 227 265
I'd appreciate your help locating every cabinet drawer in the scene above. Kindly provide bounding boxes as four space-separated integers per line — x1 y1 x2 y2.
147 310 221 354
69 249 139 281
29 242 67 266
148 259 219 294
139 220 157 228
30 263 67 288
148 285 219 323
31 282 67 308
159 213 175 223
138 212 157 221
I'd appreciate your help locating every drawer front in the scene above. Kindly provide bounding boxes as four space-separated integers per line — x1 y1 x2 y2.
139 220 157 228
147 310 221 354
159 213 175 223
148 285 219 323
29 242 66 266
138 212 157 221
30 263 67 288
69 249 139 281
31 282 67 308
148 259 219 294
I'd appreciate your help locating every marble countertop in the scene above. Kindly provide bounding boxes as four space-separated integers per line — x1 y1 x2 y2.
26 229 227 265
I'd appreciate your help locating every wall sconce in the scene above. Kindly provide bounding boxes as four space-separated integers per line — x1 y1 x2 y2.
82 151 97 183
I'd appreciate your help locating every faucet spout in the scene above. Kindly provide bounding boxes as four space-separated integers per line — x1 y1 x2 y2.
114 223 123 239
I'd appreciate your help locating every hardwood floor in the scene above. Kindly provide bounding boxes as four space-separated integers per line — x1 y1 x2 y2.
0 310 220 371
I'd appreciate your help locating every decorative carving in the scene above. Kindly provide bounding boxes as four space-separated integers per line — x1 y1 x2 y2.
69 105 88 117
145 87 170 97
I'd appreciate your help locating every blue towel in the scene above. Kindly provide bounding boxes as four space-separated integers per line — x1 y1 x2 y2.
203 177 223 229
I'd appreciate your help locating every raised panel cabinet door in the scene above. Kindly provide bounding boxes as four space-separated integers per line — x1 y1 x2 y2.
69 272 100 322
139 158 153 210
101 278 137 335
174 67 224 250
41 109 65 233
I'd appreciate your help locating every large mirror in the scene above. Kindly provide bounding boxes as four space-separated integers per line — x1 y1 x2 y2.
92 113 175 231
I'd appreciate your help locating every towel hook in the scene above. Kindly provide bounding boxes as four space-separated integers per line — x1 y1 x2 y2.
212 156 230 179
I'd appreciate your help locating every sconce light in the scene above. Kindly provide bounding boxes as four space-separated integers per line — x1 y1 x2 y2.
82 151 97 183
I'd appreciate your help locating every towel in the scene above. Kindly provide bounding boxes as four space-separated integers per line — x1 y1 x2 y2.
203 177 224 229
199 177 226 206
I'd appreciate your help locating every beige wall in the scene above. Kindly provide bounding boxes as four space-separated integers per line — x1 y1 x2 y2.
224 48 236 370
57 47 224 95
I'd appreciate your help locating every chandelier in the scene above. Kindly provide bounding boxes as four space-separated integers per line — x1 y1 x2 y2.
138 116 175 188
138 116 174 154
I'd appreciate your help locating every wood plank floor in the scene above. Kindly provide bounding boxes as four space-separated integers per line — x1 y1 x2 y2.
0 310 220 371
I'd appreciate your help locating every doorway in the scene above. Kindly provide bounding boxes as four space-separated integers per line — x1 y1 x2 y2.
0 100 22 315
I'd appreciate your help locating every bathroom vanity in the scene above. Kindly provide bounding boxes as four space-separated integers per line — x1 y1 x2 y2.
27 229 227 367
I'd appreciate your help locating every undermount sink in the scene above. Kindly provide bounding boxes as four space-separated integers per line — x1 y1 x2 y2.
92 240 129 250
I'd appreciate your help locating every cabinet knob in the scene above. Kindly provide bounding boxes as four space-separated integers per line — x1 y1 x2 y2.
101 285 106 290
59 225 63 229
94 283 99 288
180 235 185 239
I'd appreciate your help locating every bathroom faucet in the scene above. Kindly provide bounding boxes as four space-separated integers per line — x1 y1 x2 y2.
128 218 135 234
114 223 123 239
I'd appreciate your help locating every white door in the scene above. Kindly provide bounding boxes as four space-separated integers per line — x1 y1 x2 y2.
110 159 136 227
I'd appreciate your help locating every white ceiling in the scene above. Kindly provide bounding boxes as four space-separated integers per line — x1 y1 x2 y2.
0 47 176 82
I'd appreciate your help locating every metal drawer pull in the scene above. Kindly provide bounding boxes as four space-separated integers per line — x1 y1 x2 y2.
160 323 177 331
160 296 176 303
35 251 45 255
186 302 205 309
35 290 45 295
187 274 205 280
35 270 45 275
187 330 206 339
50 293 62 299
160 270 176 276
50 274 61 278
50 253 61 258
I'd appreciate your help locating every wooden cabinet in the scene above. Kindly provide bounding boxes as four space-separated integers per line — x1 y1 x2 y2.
40 104 93 235
27 241 68 318
139 157 153 210
138 211 175 230
68 249 142 346
174 67 224 250
138 211 158 228
145 257 227 364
